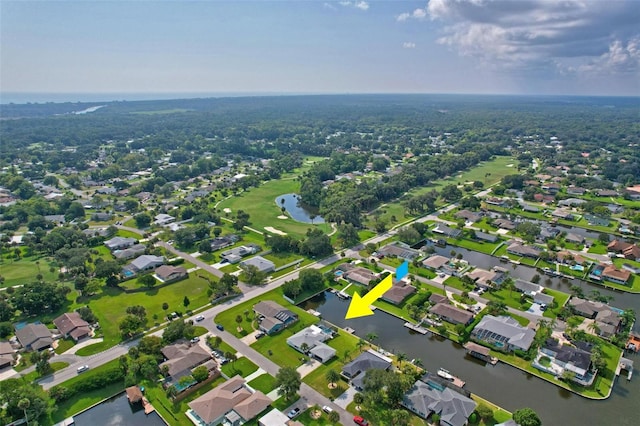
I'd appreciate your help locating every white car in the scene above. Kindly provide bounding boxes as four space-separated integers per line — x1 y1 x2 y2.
77 365 90 373
322 405 334 414
195 315 205 322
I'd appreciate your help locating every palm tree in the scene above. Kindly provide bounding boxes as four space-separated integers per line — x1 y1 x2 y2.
328 410 340 423
326 369 340 389
300 342 310 354
366 332 378 346
357 339 366 351
503 278 515 299
413 358 424 369
587 321 600 336
18 398 29 426
397 352 407 368
621 309 636 327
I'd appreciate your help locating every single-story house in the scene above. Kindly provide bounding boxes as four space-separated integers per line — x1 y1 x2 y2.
624 185 640 200
286 325 336 363
187 375 271 426
343 267 377 286
402 379 477 426
210 235 239 251
494 219 515 230
568 297 616 319
258 409 291 426
422 255 450 271
464 268 504 288
471 315 535 352
341 350 392 391
154 213 176 225
155 265 188 282
0 341 16 369
474 231 498 243
551 208 574 220
622 263 640 274
253 301 298 335
429 293 449 305
556 251 586 265
429 303 474 325
601 264 631 285
53 312 91 341
91 212 113 222
521 204 540 213
566 186 586 195
239 256 276 274
15 324 54 351
104 236 137 251
596 189 618 197
557 198 586 208
221 245 260 264
506 242 542 259
455 209 481 223
377 241 421 261
381 281 417 305
485 197 505 206
113 244 146 260
565 233 585 245
534 293 554 307
44 214 66 225
584 214 610 227
160 342 213 381
433 224 462 239
514 279 544 297
125 255 165 274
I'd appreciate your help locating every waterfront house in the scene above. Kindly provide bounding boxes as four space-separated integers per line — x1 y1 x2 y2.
566 186 586 196
565 233 585 245
464 268 504 289
422 255 450 271
343 267 377 286
429 293 449 305
556 250 586 265
601 264 631 285
433 224 462 239
160 342 214 381
551 208 574 220
286 325 336 363
15 324 53 351
104 236 137 251
429 303 474 325
253 301 298 335
514 279 544 297
473 231 498 243
584 214 610 227
341 350 392 391
506 242 542 259
596 189 618 197
521 204 540 213
401 379 476 426
377 241 421 261
239 256 276 274
53 312 91 341
381 281 417 305
187 375 271 426
155 265 188 283
485 197 505 206
557 198 586 208
535 338 594 386
568 297 614 319
471 315 535 352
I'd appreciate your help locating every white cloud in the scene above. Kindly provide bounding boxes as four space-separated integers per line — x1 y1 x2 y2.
403 42 416 49
337 1 369 11
397 8 427 22
323 2 337 10
399 0 640 75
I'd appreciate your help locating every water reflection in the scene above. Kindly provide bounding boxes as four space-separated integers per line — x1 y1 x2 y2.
275 193 325 223
302 290 640 426
73 392 166 426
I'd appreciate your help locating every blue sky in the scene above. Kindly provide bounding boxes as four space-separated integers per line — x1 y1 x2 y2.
1 1 639 97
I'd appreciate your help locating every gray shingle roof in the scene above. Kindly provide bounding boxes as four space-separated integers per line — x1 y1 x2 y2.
472 315 535 351
402 380 476 426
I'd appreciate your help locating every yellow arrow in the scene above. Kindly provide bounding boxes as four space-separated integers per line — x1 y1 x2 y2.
345 273 394 319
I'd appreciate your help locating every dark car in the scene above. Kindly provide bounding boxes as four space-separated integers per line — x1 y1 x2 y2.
255 331 265 339
216 324 224 331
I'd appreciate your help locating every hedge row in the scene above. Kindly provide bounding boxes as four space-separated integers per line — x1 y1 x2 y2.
49 367 125 403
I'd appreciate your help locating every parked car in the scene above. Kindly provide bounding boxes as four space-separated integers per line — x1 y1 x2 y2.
216 324 224 331
287 408 301 419
353 416 369 426
255 331 265 339
322 405 334 414
77 365 90 374
195 315 205 322
190 337 200 344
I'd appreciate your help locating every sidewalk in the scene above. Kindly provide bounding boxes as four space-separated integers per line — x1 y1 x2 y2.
61 338 104 355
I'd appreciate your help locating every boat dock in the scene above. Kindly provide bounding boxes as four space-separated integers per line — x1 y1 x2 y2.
404 322 430 334
437 368 466 388
616 357 634 381
142 397 155 414
463 342 498 365
626 334 640 352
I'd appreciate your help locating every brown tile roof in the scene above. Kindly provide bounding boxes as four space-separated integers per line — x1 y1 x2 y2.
382 282 416 305
188 376 251 424
160 343 212 378
126 385 143 403
422 255 449 270
155 265 187 281
602 265 631 283
15 324 53 351
233 391 271 420
429 303 474 325
53 312 90 337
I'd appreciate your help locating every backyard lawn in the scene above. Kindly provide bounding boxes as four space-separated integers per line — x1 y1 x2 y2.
0 255 60 287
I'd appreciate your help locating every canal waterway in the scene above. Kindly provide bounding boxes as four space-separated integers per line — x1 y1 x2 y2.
302 291 640 426
276 193 325 223
72 392 166 426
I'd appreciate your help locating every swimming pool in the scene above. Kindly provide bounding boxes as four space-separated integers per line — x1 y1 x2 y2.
570 265 585 272
123 270 135 277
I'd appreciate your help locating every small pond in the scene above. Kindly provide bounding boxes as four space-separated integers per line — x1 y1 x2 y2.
275 193 325 224
72 392 166 426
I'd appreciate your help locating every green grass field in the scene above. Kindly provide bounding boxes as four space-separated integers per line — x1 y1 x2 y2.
221 356 259 377
247 373 277 394
85 272 215 345
0 256 60 287
217 179 331 239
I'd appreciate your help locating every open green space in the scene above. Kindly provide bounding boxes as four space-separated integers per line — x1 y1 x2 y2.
217 178 331 239
0 256 60 288
482 288 532 312
85 271 215 346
